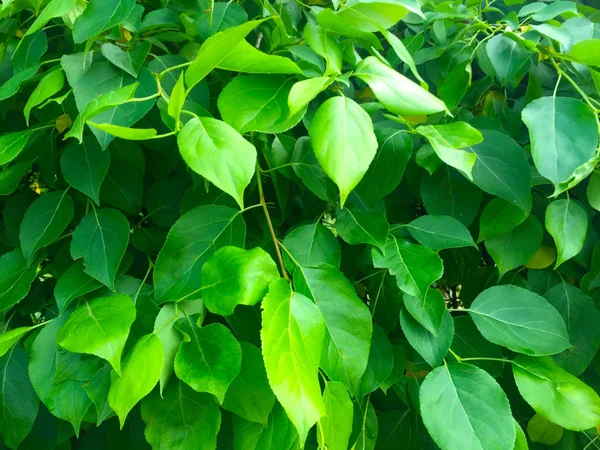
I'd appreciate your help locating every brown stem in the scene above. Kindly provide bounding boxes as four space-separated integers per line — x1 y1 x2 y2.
256 163 290 282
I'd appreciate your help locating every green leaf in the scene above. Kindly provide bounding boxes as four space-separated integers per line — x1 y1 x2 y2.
201 246 279 316
141 379 221 450
0 324 44 358
56 295 136 374
178 117 256 208
451 316 505 377
478 197 529 242
19 190 73 264
294 265 373 390
527 414 563 445
468 130 532 211
354 56 447 116
101 41 151 77
357 325 393 397
217 40 302 74
174 320 242 403
223 342 275 425
168 72 185 124
486 34 531 86
416 122 481 178
288 76 335 116
522 96 598 185
23 68 64 125
23 0 75 37
406 215 476 251
544 282 600 375
569 39 600 66
545 198 588 267
232 402 301 450
400 307 454 367
420 364 515 450
154 205 246 303
70 208 130 291
514 420 528 450
486 215 542 277
0 346 39 450
0 66 40 102
372 236 444 301
355 128 412 205
281 223 341 272
333 0 423 32
531 1 577 21
304 22 343 74
439 61 471 110
291 136 338 202
421 166 482 226
88 122 158 140
335 208 388 249
108 333 163 428
403 289 446 336
513 355 600 431
309 96 378 206
218 75 304 133
54 263 102 314
0 249 42 312
469 285 570 355
383 28 427 88
0 128 38 165
261 279 326 444
60 136 110 205
318 381 353 450
350 401 378 450
13 31 47 73
185 19 267 90
72 0 136 43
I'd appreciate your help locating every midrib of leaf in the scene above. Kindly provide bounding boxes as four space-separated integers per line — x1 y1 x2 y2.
85 301 118 366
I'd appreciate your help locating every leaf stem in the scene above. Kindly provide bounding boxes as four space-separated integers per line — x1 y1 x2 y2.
256 163 290 282
549 57 600 114
459 356 512 364
158 61 192 77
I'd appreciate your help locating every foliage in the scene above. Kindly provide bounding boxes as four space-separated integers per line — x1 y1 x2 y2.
2 0 600 448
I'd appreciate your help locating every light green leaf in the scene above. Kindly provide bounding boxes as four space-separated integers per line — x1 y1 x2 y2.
372 236 444 301
334 0 423 32
403 289 446 336
383 29 427 88
0 249 42 313
223 342 275 425
19 190 73 264
24 68 64 125
108 333 163 428
101 41 151 77
174 320 242 403
569 39 600 66
545 198 588 267
70 208 130 291
0 323 46 358
522 96 598 185
168 72 186 125
544 282 600 375
531 1 577 21
23 0 75 37
261 279 326 445
527 414 563 445
218 75 304 134
486 215 542 277
56 295 136 374
469 285 570 355
88 122 158 140
318 381 353 450
335 208 388 249
486 34 531 86
406 215 476 251
304 22 342 74
60 136 110 205
400 307 454 367
178 117 256 208
420 364 515 450
513 355 600 431
201 246 279 316
468 130 532 211
514 420 529 450
72 0 136 43
141 379 221 450
0 346 39 450
354 56 447 116
416 122 481 178
185 19 267 90
282 223 341 272
0 128 38 165
154 205 246 303
294 265 373 391
478 198 529 242
309 96 377 206
288 76 335 116
217 40 302 74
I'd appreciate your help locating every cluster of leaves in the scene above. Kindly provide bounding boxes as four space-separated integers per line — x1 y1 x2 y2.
2 0 600 448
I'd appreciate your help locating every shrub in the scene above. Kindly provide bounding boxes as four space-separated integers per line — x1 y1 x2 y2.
1 0 600 448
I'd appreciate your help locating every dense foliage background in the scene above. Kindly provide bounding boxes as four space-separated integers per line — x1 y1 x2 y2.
1 0 600 448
